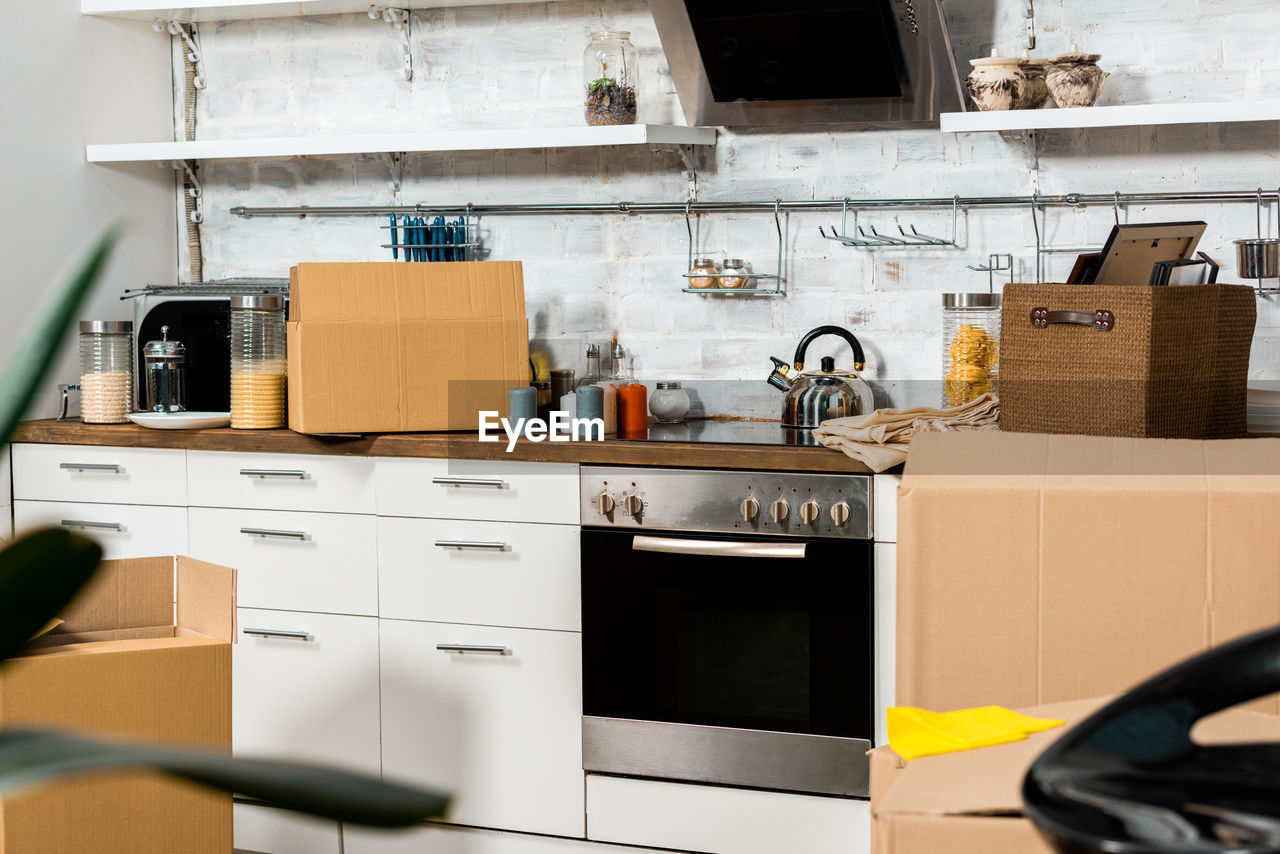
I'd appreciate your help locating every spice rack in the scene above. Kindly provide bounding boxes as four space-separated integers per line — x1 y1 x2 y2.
681 201 785 297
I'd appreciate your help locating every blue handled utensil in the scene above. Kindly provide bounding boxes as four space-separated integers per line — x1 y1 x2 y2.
389 214 399 261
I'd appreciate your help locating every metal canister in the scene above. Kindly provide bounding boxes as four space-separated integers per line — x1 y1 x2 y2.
143 325 187 413
1235 238 1280 280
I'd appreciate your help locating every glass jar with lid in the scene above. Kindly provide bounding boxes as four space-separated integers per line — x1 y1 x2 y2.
584 31 638 126
649 381 690 424
79 320 133 424
230 295 287 429
942 293 1001 408
143 325 187 413
687 258 719 289
718 259 751 289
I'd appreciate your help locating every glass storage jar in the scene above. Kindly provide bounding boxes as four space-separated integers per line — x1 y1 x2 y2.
142 325 187 413
649 381 690 424
687 258 719 289
230 295 287 429
584 31 638 126
718 259 750 289
942 293 1001 408
79 321 134 424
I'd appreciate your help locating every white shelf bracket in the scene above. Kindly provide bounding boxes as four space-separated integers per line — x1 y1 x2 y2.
153 18 205 89
378 152 402 194
368 6 412 81
654 143 699 193
159 159 203 224
1024 0 1036 50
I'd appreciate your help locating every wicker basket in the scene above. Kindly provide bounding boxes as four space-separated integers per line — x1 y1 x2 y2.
999 283 1255 438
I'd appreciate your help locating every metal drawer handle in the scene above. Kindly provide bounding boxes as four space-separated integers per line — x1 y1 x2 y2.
632 535 807 559
243 628 314 641
432 476 508 489
434 540 509 551
436 643 511 656
61 520 124 532
59 463 122 473
240 468 309 479
240 527 309 541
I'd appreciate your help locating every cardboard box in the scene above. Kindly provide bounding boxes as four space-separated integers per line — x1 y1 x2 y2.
897 431 1280 713
870 696 1280 854
287 262 530 434
0 556 237 854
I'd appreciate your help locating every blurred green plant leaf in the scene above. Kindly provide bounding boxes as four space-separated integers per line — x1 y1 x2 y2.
0 228 119 448
0 529 102 664
0 729 448 825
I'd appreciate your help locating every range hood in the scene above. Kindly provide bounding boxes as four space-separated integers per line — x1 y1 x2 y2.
650 0 965 127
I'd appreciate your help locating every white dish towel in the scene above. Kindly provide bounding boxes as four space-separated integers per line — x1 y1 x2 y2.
812 393 1000 472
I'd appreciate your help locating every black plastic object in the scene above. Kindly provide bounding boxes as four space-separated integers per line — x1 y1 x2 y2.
1024 622 1280 854
793 325 866 372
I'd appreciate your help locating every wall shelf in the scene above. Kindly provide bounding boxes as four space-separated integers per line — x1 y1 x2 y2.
82 0 569 22
86 125 717 163
940 99 1280 133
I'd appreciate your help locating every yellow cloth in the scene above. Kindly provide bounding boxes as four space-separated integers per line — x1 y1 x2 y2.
886 705 1065 761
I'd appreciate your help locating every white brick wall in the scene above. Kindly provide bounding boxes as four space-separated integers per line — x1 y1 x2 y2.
191 0 1280 415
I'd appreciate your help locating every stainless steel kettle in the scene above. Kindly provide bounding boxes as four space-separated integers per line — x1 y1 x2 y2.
767 325 874 429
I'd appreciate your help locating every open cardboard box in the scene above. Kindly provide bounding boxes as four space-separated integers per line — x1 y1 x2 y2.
0 556 236 854
870 696 1280 854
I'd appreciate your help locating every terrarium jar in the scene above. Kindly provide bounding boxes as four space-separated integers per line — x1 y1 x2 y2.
230 295 287 430
584 31 638 126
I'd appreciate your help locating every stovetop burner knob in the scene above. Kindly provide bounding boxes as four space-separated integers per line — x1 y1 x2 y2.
770 498 790 524
596 492 615 515
830 501 851 526
625 494 644 516
800 500 820 525
740 497 760 522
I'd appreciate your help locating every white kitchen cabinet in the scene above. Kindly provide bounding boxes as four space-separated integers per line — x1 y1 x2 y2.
12 443 187 506
874 542 896 750
190 507 377 616
233 803 340 854
873 473 900 544
376 459 579 524
345 823 665 854
188 451 376 514
378 517 580 631
586 774 870 854
380 619 584 839
12 499 187 559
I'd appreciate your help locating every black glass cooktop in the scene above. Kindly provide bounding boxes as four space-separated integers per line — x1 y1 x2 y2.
613 419 822 447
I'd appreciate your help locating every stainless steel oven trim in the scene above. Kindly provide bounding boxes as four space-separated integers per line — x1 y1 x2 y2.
632 535 807 559
582 716 871 799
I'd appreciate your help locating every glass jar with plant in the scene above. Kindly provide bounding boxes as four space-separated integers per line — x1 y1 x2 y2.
583 31 638 126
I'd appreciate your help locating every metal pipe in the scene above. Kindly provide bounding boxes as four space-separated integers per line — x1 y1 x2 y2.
230 189 1280 219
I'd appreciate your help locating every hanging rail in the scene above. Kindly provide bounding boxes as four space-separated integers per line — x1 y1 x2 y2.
229 188 1280 219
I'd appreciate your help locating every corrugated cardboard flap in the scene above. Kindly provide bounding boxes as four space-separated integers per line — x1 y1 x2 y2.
176 556 238 643
55 556 174 635
290 262 526 322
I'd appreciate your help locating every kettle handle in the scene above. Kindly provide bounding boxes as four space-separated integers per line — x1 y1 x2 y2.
794 326 866 372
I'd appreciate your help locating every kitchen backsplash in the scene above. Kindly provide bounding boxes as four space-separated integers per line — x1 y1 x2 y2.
192 0 1280 415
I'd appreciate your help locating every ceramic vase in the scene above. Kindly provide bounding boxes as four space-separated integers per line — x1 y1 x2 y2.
1046 44 1108 108
966 49 1026 112
1015 52 1051 109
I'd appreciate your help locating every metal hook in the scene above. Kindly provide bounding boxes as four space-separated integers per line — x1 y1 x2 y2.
1113 191 1122 225
1259 188 1266 240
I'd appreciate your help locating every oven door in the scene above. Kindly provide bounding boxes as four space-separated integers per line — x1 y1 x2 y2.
581 528 873 797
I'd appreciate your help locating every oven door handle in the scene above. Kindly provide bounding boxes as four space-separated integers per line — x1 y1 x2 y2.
631 535 807 559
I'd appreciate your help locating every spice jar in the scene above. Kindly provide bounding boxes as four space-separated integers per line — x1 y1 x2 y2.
942 293 1001 408
143 325 187 413
584 31 638 126
79 320 133 424
688 258 719 289
230 295 287 429
649 381 690 424
718 259 750 289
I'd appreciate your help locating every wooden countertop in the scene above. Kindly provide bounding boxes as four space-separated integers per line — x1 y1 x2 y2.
11 420 878 474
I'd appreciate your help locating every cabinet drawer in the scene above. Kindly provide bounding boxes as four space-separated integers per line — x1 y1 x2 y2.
233 609 381 771
13 500 187 559
12 443 186 506
379 518 579 631
234 803 339 854
187 451 374 513
345 823 664 854
190 508 377 616
380 619 584 838
376 459 579 524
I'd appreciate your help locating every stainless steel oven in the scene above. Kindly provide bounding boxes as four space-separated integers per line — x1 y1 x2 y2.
580 466 874 798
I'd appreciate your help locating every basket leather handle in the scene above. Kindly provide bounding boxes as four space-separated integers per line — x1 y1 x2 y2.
1030 307 1115 332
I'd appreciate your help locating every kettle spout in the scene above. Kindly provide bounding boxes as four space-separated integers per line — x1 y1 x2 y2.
767 356 794 392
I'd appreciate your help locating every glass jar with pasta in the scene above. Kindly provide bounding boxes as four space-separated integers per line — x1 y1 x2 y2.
942 293 1001 408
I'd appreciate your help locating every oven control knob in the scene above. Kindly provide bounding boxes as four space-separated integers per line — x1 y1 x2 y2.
830 501 851 526
800 500 820 525
596 492 615 515
770 498 790 524
740 497 760 522
625 494 644 516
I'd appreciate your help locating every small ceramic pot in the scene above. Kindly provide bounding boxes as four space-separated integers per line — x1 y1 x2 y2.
967 49 1025 112
1046 44 1108 108
1015 51 1051 109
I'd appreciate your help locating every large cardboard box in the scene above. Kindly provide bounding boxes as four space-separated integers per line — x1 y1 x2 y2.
0 556 237 854
287 262 529 434
870 696 1280 854
897 431 1280 713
